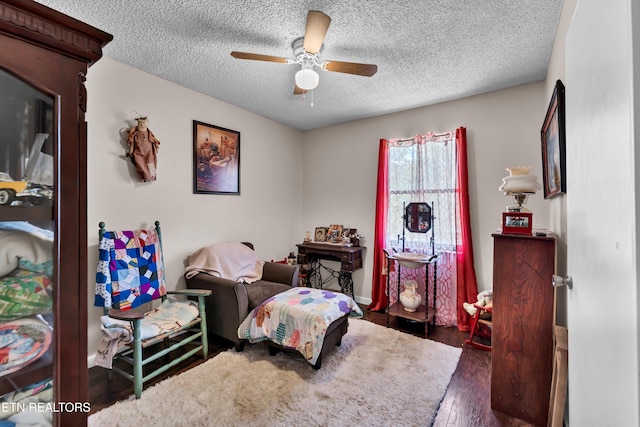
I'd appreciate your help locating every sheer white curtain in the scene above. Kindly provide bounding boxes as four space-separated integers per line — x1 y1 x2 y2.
386 132 458 326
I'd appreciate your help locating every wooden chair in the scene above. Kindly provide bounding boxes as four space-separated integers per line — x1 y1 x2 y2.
95 221 211 399
465 302 492 351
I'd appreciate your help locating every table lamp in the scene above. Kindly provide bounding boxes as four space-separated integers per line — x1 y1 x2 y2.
499 166 541 235
498 166 541 212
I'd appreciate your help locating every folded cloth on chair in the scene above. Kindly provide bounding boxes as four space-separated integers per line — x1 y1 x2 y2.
238 287 363 365
95 298 199 369
95 322 132 369
184 242 264 283
95 229 166 310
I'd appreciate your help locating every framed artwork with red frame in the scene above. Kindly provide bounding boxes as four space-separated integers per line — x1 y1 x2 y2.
502 212 533 235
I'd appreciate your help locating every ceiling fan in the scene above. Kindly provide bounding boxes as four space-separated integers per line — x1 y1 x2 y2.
231 10 378 94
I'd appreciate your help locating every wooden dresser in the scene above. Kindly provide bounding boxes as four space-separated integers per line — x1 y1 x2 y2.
491 233 556 426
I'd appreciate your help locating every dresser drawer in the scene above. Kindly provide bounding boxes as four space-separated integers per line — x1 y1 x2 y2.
341 258 362 272
341 251 362 262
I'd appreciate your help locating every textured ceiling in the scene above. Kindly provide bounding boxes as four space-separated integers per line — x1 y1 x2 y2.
35 0 563 131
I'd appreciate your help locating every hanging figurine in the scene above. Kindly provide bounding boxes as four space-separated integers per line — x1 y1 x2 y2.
126 116 160 182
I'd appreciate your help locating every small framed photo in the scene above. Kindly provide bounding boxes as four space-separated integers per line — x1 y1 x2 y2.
314 227 328 242
327 224 344 243
193 120 240 195
541 79 566 199
502 212 533 235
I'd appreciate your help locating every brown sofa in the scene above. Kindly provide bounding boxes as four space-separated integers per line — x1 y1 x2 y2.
185 243 298 351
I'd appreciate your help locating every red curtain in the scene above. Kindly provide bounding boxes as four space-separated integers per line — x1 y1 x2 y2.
455 127 479 331
367 139 389 311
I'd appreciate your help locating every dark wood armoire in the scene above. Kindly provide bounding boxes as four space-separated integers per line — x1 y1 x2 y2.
0 1 111 425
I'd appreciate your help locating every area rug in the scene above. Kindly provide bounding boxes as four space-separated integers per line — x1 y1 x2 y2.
89 318 461 427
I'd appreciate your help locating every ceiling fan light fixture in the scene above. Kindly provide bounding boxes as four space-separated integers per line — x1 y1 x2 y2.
295 68 319 90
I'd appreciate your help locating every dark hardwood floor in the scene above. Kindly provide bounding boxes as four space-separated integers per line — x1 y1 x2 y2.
89 305 534 426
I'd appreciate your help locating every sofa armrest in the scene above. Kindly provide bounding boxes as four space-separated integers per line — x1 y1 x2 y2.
262 262 299 287
185 273 248 345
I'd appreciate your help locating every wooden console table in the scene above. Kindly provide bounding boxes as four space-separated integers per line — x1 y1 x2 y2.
296 242 365 299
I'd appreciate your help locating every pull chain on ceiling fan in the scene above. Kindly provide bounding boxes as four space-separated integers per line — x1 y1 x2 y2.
230 10 378 94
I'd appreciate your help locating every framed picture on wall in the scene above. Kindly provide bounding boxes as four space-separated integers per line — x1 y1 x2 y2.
193 120 240 195
541 79 566 199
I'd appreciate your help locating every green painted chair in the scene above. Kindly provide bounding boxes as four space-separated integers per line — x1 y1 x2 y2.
95 221 210 399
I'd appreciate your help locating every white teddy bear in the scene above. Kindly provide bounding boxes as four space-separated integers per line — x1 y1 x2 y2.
463 289 493 317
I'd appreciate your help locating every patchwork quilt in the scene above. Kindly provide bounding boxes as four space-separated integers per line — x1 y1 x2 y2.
238 287 363 365
95 229 166 310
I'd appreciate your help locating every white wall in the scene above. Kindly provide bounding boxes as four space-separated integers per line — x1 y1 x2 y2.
302 82 548 303
85 58 304 361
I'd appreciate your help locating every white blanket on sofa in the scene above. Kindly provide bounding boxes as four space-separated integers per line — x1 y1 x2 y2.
184 242 264 283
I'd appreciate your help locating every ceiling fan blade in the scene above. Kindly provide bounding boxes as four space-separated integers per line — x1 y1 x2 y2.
303 11 331 54
230 51 289 63
294 85 307 95
323 60 378 77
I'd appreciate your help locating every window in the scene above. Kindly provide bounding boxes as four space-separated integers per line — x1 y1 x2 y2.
369 128 478 330
386 133 457 254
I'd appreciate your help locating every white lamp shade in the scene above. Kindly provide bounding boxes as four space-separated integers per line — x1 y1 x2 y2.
295 68 319 90
499 166 541 194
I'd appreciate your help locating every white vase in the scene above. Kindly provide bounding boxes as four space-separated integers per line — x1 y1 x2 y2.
399 280 422 312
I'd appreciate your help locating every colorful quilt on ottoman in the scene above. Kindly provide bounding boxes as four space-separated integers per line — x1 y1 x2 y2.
94 229 166 310
238 287 363 365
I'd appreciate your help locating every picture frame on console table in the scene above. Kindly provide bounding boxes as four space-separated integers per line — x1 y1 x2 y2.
193 120 240 195
541 79 566 199
314 227 328 242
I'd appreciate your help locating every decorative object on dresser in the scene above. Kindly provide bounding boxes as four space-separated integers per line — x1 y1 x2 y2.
89 319 461 427
502 211 533 235
193 121 240 195
499 166 541 235
0 2 111 425
491 232 556 426
541 79 566 199
499 166 541 212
